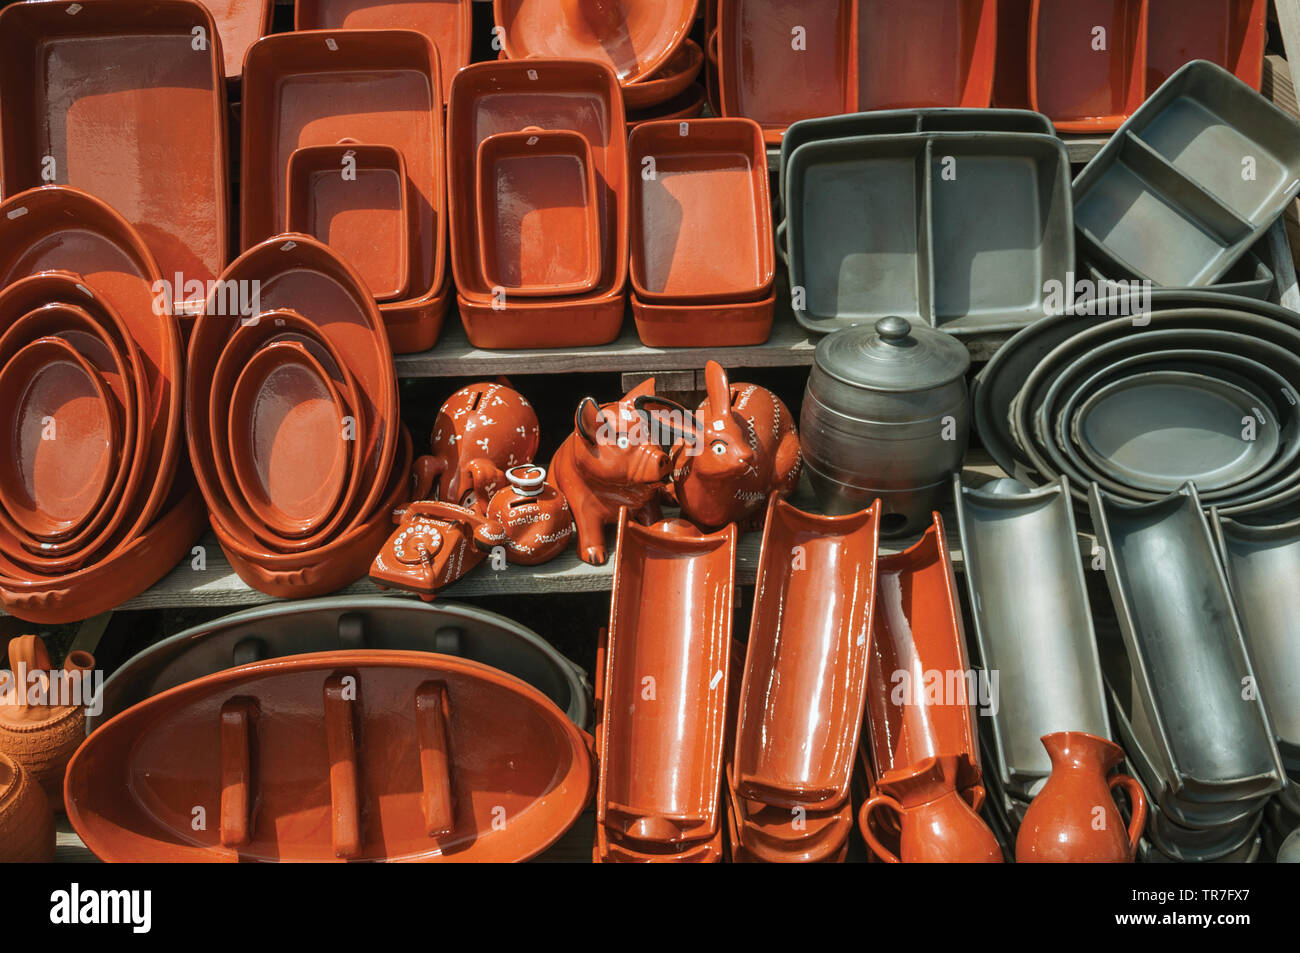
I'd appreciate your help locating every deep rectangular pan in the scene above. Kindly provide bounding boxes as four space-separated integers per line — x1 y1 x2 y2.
1211 513 1300 755
1088 483 1285 800
208 0 274 86
952 476 1111 798
1029 0 1147 132
294 0 472 105
598 515 736 845
240 30 447 351
856 0 996 112
628 118 773 305
732 496 879 808
777 107 1055 218
1074 60 1300 287
1083 245 1275 300
714 0 857 145
863 512 980 790
1145 0 1266 93
785 131 1072 336
0 0 230 318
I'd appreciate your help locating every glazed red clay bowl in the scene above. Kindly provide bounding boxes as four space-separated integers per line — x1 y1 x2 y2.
623 38 705 109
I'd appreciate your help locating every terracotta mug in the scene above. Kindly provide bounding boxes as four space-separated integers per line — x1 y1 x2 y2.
0 752 55 862
0 634 95 811
861 755 1003 863
1015 731 1147 863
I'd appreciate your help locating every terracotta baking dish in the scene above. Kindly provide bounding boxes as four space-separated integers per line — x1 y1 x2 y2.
0 484 206 624
207 0 274 86
447 59 629 348
295 0 472 104
0 291 146 562
857 0 997 110
994 0 1032 108
733 496 880 808
286 143 414 303
715 0 856 145
623 39 705 110
630 286 775 348
0 1 229 318
208 309 367 552
599 515 736 845
240 30 448 353
494 0 698 84
1146 0 1266 91
864 512 981 790
0 337 118 543
0 186 184 555
475 130 602 297
1029 0 1148 132
65 650 591 862
627 83 708 127
186 234 399 558
628 118 773 305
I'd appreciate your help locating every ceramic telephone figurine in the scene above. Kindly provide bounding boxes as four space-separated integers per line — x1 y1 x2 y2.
549 378 673 565
427 381 540 506
637 361 801 530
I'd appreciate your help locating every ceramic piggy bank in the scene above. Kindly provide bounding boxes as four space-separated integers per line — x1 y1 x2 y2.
549 379 672 565
428 381 540 506
638 361 801 530
473 465 573 565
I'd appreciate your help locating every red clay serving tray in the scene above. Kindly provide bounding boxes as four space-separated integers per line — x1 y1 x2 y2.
208 0 274 86
864 512 981 790
295 0 472 105
628 118 773 305
241 30 448 352
65 650 591 862
598 515 737 845
733 497 880 808
0 0 230 318
1145 0 1266 92
447 59 629 348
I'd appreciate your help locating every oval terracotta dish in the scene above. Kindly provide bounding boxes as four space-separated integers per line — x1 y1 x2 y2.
0 186 183 552
227 341 350 540
0 337 118 542
186 234 398 559
0 293 146 563
475 129 602 297
493 0 698 84
623 38 704 109
64 650 591 862
208 309 367 552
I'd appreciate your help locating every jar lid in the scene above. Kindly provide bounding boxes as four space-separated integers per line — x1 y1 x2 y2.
813 317 970 393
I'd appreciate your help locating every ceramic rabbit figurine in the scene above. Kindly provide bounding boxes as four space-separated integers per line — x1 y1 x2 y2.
637 361 801 530
1015 731 1146 863
549 378 673 565
426 381 540 506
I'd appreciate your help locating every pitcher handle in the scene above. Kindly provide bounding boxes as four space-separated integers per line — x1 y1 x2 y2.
1109 774 1147 860
860 794 906 864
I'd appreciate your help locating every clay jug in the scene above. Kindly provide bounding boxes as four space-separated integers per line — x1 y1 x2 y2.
1015 731 1146 863
861 755 1003 863
0 635 95 811
0 752 54 862
474 465 574 565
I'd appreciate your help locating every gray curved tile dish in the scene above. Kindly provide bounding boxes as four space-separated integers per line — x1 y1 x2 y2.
953 475 1109 798
1211 513 1300 753
1088 482 1284 800
87 596 592 731
1083 247 1275 301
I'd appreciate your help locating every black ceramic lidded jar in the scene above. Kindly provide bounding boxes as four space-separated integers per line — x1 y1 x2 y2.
800 316 970 537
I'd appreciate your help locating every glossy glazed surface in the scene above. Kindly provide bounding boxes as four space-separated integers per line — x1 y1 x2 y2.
475 466 573 565
0 1 229 315
862 754 1003 863
428 382 540 506
599 517 736 844
734 497 878 807
857 0 996 110
65 651 591 862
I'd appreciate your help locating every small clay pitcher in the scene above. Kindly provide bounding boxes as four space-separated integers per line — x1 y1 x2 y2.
0 634 95 811
861 755 1003 863
0 752 55 862
474 465 574 565
1015 731 1146 863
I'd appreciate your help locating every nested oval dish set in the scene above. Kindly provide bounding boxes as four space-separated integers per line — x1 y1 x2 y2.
0 0 1296 864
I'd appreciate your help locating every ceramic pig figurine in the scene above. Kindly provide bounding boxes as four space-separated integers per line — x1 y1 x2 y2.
427 381 540 506
638 361 801 530
549 379 672 565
